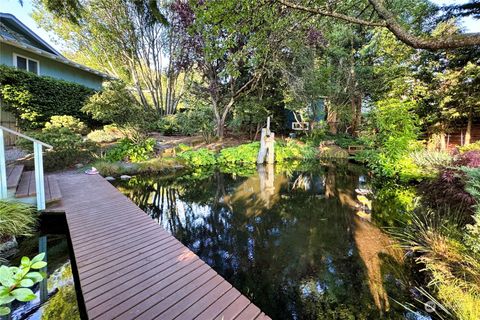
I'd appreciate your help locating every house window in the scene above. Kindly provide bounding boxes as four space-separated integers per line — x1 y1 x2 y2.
13 54 39 75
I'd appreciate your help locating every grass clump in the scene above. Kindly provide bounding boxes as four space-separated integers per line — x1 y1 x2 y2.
393 210 480 320
0 201 36 238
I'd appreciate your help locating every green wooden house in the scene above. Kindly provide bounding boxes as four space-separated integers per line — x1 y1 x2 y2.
0 12 109 90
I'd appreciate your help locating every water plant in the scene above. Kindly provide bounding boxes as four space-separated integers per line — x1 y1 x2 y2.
0 253 47 316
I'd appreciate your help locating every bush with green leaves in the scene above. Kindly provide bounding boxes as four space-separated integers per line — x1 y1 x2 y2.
459 141 480 153
18 126 98 171
87 125 126 143
0 65 95 129
176 106 216 143
0 201 36 239
217 142 260 165
82 81 151 141
105 138 156 163
463 167 480 255
177 148 217 166
43 115 87 135
410 150 453 169
357 99 420 178
0 253 47 316
276 140 318 162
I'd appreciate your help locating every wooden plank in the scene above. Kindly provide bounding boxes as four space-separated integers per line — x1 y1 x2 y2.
215 296 251 320
46 172 270 320
15 171 32 197
235 303 262 320
7 165 23 189
195 287 242 320
46 176 62 202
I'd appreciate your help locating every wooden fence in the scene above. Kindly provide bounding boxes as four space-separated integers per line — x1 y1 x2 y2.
0 100 18 146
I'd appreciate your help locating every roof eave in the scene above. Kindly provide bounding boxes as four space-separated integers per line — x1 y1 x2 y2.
0 36 114 80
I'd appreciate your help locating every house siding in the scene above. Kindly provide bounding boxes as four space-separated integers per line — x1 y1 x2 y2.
0 43 104 90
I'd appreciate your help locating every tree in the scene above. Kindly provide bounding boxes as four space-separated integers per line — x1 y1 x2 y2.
33 0 191 116
172 0 267 139
277 0 480 50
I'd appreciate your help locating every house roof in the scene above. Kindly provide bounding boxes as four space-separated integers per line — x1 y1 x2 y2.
0 12 113 80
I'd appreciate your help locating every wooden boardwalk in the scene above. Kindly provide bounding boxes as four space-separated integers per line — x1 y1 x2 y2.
48 172 270 320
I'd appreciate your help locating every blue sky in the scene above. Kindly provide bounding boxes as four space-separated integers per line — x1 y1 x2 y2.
1 0 479 52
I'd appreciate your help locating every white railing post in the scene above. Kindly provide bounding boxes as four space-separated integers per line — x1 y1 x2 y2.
0 129 7 199
34 142 45 210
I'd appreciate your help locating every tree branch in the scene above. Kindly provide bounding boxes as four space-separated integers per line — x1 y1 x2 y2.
367 0 480 49
277 0 480 50
277 0 386 27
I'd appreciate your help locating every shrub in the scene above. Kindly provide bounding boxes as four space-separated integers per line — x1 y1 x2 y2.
410 150 453 169
276 140 318 162
87 125 126 143
392 210 480 320
82 81 150 141
0 65 95 129
419 169 476 219
155 115 180 135
454 151 480 168
178 148 217 166
17 127 98 170
44 115 87 134
217 142 260 164
459 141 480 153
0 201 36 239
358 99 419 178
105 138 156 163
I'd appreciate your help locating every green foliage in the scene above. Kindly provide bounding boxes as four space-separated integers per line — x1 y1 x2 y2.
105 138 156 163
82 81 149 140
41 284 80 320
0 201 36 238
155 115 180 135
0 253 47 316
0 65 95 129
18 123 98 170
392 210 480 320
217 142 260 165
410 150 453 169
44 115 87 134
372 183 416 227
178 148 217 167
276 140 318 162
459 141 480 153
462 167 480 255
155 105 216 143
357 99 420 179
86 125 126 143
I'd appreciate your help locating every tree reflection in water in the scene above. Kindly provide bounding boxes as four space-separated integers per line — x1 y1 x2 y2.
115 163 415 319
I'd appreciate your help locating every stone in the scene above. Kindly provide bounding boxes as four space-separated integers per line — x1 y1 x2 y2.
75 163 84 169
120 175 132 180
105 176 116 181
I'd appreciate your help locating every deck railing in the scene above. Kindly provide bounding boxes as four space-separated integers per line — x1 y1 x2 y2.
0 125 53 210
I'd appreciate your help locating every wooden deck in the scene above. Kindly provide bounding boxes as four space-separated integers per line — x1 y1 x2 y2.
47 172 270 320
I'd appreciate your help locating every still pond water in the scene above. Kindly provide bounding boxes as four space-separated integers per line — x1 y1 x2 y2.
113 162 431 320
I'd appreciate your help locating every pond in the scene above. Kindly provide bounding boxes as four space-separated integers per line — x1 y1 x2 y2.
2 218 81 320
113 162 432 320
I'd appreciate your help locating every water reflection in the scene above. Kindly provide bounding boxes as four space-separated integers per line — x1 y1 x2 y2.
115 163 414 319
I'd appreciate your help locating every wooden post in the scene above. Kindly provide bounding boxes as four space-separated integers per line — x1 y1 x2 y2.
0 129 7 199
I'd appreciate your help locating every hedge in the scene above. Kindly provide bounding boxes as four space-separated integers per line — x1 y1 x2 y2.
0 65 97 129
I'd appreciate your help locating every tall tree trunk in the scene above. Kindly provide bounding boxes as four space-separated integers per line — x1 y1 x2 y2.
465 106 473 145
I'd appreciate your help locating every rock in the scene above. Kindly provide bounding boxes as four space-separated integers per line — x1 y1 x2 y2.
318 145 349 159
75 163 84 169
120 175 132 180
0 236 18 258
105 176 116 181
